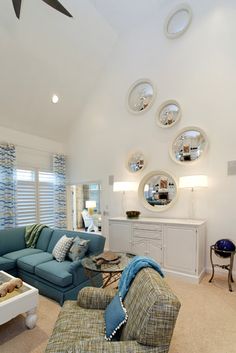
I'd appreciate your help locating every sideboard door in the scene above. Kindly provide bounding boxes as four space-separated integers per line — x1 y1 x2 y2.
163 226 197 275
109 221 132 252
149 238 163 266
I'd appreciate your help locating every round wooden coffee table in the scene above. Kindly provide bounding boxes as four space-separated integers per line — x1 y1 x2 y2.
82 252 134 288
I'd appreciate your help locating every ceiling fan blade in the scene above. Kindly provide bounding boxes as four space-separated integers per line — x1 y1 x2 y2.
12 0 22 19
41 0 72 17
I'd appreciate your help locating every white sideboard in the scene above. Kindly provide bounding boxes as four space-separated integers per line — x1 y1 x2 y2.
109 217 206 283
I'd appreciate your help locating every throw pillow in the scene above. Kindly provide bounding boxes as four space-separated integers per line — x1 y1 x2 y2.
104 293 128 341
52 235 74 262
68 237 90 261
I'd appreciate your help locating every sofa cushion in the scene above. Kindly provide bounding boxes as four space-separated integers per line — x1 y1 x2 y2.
36 228 54 251
17 252 53 274
68 237 90 262
3 248 43 262
47 229 105 257
35 260 73 287
0 256 15 271
0 227 25 256
46 301 105 353
52 235 74 262
47 230 76 253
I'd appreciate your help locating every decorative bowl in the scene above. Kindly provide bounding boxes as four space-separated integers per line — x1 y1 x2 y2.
126 210 140 219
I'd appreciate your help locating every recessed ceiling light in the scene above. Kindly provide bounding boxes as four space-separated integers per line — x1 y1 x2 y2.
52 94 59 104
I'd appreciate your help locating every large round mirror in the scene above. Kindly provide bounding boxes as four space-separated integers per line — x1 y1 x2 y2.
139 170 178 212
170 127 208 164
127 79 155 114
164 4 192 39
127 151 146 173
156 100 181 128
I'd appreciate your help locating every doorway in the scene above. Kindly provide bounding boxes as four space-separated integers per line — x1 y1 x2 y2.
71 182 102 232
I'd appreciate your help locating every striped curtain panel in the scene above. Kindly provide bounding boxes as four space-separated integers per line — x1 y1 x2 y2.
0 144 16 229
53 154 67 229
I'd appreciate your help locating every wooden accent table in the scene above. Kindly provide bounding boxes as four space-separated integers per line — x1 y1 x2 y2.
82 253 134 288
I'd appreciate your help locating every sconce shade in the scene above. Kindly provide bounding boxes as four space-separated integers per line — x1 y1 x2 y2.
113 181 138 192
179 175 208 189
86 200 96 209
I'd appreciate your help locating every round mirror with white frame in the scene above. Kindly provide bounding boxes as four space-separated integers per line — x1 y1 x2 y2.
156 100 181 128
127 151 146 173
164 4 192 39
139 170 178 212
170 127 208 165
127 79 156 114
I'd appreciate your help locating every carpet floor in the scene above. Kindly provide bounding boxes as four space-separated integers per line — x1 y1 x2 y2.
0 274 235 353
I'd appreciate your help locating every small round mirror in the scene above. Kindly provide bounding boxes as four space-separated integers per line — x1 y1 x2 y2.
127 152 145 173
127 79 155 114
164 4 192 39
139 170 178 212
156 100 181 128
170 127 208 164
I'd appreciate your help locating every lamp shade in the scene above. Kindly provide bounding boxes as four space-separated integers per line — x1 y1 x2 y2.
113 181 138 192
179 175 208 189
86 200 96 209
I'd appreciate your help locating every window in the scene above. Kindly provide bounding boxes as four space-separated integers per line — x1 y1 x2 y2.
16 168 55 227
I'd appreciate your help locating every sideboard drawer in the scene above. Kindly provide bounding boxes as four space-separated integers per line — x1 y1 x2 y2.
133 229 162 240
133 223 162 232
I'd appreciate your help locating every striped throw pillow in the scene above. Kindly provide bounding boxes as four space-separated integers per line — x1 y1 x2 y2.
52 235 74 262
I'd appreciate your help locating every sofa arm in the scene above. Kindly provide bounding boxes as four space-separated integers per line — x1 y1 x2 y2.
68 260 82 273
78 287 117 310
67 339 162 353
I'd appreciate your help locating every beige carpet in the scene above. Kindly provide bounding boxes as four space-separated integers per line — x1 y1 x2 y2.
0 295 60 353
0 274 235 353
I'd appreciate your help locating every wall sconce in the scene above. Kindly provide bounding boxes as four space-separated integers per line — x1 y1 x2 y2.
179 175 208 218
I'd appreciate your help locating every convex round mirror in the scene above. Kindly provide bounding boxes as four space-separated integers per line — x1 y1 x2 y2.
139 170 178 212
164 4 192 39
127 79 155 114
156 100 181 128
127 151 146 173
170 127 208 164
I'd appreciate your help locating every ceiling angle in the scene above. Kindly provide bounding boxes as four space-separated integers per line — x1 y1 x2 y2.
12 0 73 19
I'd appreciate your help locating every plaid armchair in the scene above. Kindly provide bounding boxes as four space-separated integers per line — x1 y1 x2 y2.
45 268 181 353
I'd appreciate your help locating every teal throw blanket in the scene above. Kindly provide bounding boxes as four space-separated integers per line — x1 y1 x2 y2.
104 256 164 340
118 255 164 299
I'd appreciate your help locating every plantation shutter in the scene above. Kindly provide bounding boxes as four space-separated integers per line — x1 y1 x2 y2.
38 171 55 227
16 169 56 227
16 169 37 226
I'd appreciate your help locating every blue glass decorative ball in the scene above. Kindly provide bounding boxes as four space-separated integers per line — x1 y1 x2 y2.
214 239 236 258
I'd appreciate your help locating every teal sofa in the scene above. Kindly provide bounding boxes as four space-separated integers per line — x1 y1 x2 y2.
0 227 105 305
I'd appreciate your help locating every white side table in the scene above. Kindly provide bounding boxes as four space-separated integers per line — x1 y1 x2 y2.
0 271 38 329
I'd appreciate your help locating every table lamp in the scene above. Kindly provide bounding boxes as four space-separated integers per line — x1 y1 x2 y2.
113 181 138 215
179 175 208 218
85 200 97 232
85 200 96 215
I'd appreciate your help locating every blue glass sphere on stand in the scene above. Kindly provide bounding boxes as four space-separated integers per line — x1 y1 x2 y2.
214 239 236 258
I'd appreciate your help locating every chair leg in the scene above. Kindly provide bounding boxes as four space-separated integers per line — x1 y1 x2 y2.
209 247 214 283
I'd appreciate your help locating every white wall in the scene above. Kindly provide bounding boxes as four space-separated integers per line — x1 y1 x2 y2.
0 126 65 170
68 0 236 270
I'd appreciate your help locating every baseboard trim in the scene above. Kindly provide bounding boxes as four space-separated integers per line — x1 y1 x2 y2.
164 268 205 284
205 266 236 278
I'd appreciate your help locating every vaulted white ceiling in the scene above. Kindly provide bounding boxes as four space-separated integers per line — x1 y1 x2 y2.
0 0 167 142
0 0 118 142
